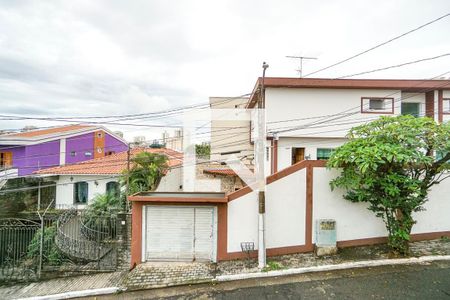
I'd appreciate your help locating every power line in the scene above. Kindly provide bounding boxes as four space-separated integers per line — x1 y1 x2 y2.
303 13 450 77
336 53 450 79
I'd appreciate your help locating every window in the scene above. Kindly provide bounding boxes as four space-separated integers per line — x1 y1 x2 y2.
443 99 450 114
0 152 12 169
361 97 394 114
84 151 92 157
401 102 420 117
70 151 76 157
369 99 384 110
317 148 334 160
74 182 88 204
106 181 120 198
106 151 115 156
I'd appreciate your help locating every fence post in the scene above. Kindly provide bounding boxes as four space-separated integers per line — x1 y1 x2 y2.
37 215 44 279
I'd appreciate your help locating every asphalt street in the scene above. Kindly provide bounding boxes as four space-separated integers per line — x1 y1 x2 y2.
89 260 450 300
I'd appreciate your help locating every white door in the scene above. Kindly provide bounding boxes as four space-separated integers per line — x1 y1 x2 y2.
144 205 216 262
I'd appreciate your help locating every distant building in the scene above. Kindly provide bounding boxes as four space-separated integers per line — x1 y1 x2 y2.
0 124 128 179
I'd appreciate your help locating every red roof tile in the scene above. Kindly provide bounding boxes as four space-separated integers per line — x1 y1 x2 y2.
5 125 96 138
203 168 237 176
35 148 183 175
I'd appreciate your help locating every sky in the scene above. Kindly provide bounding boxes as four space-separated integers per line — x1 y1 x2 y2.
0 0 449 141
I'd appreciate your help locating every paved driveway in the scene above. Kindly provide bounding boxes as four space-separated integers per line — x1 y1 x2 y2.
93 260 450 300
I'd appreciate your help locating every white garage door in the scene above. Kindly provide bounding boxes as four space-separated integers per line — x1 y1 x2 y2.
143 205 216 262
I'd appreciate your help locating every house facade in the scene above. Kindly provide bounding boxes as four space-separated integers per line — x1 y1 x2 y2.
245 78 450 173
35 148 183 209
0 125 128 179
127 77 450 267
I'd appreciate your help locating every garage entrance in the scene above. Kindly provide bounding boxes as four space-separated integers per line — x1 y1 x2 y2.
143 205 217 262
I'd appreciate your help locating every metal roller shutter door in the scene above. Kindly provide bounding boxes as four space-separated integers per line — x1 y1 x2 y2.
144 205 215 262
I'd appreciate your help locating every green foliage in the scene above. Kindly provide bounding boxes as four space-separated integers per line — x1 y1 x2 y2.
195 143 211 159
121 151 169 195
262 261 284 272
27 225 65 265
84 192 122 219
328 115 450 255
0 178 56 217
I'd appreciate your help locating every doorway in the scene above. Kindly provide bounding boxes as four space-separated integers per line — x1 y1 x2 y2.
292 147 305 165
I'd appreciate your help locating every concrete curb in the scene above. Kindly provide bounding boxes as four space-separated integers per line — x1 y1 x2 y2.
215 255 450 282
14 255 450 299
17 287 123 300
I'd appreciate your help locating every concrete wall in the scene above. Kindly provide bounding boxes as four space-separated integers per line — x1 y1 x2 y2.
312 168 386 242
227 164 450 256
265 168 307 248
209 97 253 165
156 168 182 192
312 167 450 243
227 191 259 253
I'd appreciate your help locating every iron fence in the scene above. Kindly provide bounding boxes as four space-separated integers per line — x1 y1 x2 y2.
0 210 120 284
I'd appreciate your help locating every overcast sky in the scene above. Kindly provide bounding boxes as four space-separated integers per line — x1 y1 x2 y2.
0 0 449 140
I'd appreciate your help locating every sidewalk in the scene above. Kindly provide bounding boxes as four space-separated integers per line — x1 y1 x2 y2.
1 238 449 299
0 272 127 300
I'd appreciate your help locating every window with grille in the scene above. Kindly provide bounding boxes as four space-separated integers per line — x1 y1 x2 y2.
317 148 334 160
361 97 394 114
401 102 420 117
74 182 88 204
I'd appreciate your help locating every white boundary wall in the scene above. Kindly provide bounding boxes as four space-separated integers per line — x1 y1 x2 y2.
227 191 259 253
313 168 450 242
265 168 307 248
227 168 307 253
227 165 450 254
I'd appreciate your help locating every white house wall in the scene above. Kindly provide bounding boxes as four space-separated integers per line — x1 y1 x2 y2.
265 88 400 138
227 191 259 253
55 175 119 209
277 137 347 171
265 168 306 248
156 168 182 192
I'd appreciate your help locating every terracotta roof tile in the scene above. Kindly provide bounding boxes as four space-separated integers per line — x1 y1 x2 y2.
4 125 96 138
35 148 183 175
203 168 237 176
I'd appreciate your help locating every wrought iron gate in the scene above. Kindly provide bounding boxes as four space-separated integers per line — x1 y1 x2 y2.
0 210 120 284
0 218 41 282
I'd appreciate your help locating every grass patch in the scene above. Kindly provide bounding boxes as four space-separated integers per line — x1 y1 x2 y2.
262 261 284 272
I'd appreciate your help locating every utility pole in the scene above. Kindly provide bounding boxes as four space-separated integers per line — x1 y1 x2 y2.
126 143 131 212
286 56 317 78
257 62 269 269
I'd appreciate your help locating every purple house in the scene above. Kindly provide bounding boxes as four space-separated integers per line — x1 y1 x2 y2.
0 124 128 179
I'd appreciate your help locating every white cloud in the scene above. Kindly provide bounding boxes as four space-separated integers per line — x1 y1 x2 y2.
0 0 449 141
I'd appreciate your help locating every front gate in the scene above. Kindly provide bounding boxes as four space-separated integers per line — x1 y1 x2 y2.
0 210 121 284
0 218 41 282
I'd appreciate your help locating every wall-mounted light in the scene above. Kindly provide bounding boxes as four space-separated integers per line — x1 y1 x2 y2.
94 180 99 186
70 176 73 182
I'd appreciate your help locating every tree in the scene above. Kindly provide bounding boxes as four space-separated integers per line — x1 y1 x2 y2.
328 115 450 255
195 143 211 159
122 151 169 195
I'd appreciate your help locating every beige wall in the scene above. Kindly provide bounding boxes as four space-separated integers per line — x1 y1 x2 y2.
209 97 253 165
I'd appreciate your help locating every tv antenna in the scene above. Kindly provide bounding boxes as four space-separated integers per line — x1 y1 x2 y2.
286 56 317 78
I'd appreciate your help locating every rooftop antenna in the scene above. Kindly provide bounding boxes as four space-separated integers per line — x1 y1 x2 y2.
286 56 317 78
